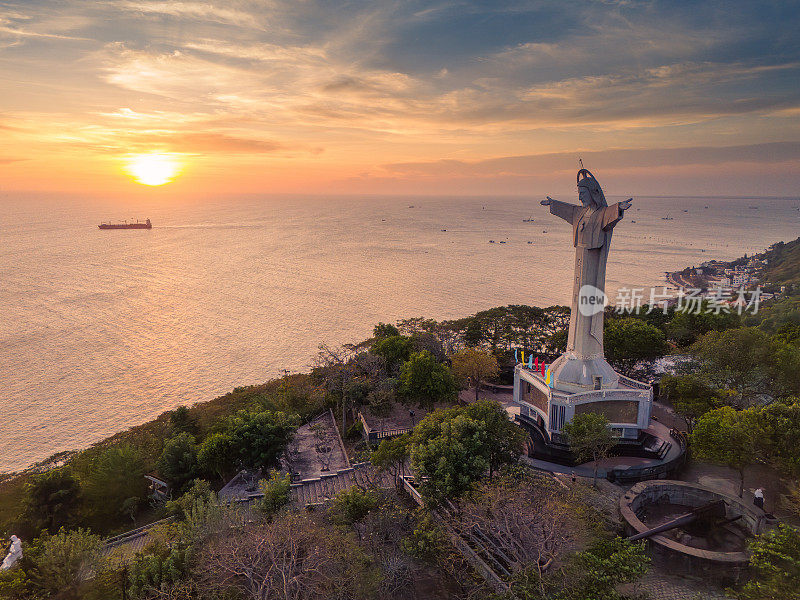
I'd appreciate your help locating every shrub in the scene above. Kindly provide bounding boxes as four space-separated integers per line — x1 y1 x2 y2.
257 472 292 517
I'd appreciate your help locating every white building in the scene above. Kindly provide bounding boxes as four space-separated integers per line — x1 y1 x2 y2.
513 362 652 447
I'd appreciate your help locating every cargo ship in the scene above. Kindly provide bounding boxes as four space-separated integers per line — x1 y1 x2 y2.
98 218 152 230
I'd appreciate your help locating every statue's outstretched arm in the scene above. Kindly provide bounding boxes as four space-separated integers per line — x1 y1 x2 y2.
602 199 633 231
542 196 579 224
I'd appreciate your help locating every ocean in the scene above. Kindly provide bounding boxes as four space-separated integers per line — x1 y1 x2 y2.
1 193 798 472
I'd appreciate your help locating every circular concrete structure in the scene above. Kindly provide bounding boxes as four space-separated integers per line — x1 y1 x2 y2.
620 480 765 582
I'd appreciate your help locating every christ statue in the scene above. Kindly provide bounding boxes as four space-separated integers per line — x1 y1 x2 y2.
541 169 631 389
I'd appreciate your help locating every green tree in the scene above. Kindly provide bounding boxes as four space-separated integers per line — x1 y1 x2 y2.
661 374 721 433
463 400 526 478
737 524 800 600
373 322 400 339
0 567 28 600
690 327 775 404
371 434 411 486
225 410 298 471
770 339 800 398
157 433 199 494
166 479 214 521
169 405 199 436
604 317 667 375
692 407 759 497
257 472 292 517
450 348 500 403
756 400 800 475
82 444 148 522
197 432 236 482
563 413 614 487
372 335 414 371
397 350 457 408
667 305 740 347
562 537 650 600
24 528 102 599
22 469 82 533
410 410 489 502
128 545 192 600
328 487 378 526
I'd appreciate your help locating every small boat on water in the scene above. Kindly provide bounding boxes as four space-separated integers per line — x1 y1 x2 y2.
522 215 534 222
98 218 152 230
662 215 674 221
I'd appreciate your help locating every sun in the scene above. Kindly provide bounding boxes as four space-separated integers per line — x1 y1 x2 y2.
125 153 181 186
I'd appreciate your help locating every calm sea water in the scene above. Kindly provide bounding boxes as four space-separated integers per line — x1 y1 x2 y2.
1 193 798 472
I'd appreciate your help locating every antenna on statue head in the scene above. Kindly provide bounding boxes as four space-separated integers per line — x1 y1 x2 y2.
578 157 584 169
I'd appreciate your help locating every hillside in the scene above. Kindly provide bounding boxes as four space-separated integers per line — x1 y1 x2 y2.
760 236 800 286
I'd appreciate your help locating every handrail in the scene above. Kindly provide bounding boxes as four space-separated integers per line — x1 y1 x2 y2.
103 516 175 548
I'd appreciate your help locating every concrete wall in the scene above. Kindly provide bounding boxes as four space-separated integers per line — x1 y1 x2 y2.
619 480 765 582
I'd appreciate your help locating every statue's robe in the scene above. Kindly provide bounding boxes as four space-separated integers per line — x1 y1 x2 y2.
549 200 624 359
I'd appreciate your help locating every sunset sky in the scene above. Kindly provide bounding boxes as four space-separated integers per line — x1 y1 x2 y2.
1 0 799 198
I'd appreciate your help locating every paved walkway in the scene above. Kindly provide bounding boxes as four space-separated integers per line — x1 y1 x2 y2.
681 461 793 521
620 571 734 600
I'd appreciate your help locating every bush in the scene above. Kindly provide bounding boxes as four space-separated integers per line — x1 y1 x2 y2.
22 469 82 534
402 510 447 562
224 410 298 471
81 444 148 523
24 528 103 598
329 487 378 525
397 350 457 408
166 479 214 521
257 472 292 517
197 432 236 482
169 406 199 436
157 433 199 494
560 537 650 600
737 524 800 600
128 545 191 599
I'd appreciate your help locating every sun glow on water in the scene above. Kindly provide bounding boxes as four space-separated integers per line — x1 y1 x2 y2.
125 154 181 186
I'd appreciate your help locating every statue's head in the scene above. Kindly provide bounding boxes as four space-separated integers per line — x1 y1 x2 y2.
577 169 607 208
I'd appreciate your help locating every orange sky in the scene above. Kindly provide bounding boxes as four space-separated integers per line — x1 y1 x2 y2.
1 1 799 198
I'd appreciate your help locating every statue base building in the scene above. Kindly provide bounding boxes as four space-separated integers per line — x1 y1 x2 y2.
513 358 654 457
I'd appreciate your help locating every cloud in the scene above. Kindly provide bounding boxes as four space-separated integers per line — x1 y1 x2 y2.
0 16 92 41
149 132 284 153
111 1 262 28
383 142 800 178
0 0 799 194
